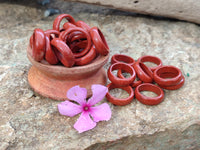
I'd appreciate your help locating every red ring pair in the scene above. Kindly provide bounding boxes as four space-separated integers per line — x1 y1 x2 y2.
106 62 136 106
107 54 136 105
133 55 162 83
111 54 142 88
154 66 185 90
106 81 164 106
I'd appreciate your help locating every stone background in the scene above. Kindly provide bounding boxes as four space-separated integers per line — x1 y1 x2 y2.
0 0 200 149
67 0 200 25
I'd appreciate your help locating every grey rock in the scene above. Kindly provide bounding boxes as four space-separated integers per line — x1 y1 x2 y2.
0 1 200 150
44 8 60 17
66 0 200 24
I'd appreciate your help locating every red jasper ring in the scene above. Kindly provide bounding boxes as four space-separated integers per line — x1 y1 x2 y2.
44 29 60 37
53 14 76 31
45 36 58 65
76 20 91 32
108 63 136 87
117 69 142 88
157 72 185 90
44 30 60 64
133 62 153 83
159 76 185 90
135 83 164 105
59 27 91 58
50 38 75 67
68 32 86 43
137 55 163 72
75 45 96 66
111 54 135 67
32 28 46 61
70 40 87 53
130 79 143 88
89 27 109 56
63 22 76 30
106 83 134 106
154 65 183 86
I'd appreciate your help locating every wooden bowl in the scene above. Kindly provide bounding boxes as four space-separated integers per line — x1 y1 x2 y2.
27 46 109 100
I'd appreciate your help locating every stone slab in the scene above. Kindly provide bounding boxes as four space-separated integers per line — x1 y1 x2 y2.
0 1 200 149
66 0 200 24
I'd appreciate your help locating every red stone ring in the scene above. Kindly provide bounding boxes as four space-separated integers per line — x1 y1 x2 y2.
53 14 76 31
111 54 135 67
137 55 162 72
32 28 46 61
59 27 92 58
76 20 91 32
70 40 87 53
130 79 143 88
89 27 109 56
45 35 59 64
159 76 185 90
63 22 76 30
44 29 60 37
117 69 142 88
106 83 134 106
50 38 75 67
68 31 86 43
108 62 136 87
70 40 88 53
154 65 183 86
157 72 185 90
135 83 164 105
44 30 60 65
133 62 153 83
75 45 96 66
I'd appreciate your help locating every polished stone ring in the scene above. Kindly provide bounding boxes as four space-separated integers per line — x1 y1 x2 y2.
108 62 136 87
51 38 75 67
135 83 164 105
154 65 183 86
89 27 109 56
32 28 46 61
111 54 135 67
157 72 185 90
75 45 97 66
44 29 60 64
59 27 92 58
117 69 142 88
106 83 134 106
53 14 76 31
137 55 163 72
133 62 153 83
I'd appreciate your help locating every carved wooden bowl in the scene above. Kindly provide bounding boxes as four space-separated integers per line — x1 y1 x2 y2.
27 46 109 100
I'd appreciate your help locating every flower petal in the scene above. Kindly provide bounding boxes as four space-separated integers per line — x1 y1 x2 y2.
67 85 87 105
58 101 82 117
74 111 96 133
90 103 112 122
87 84 108 106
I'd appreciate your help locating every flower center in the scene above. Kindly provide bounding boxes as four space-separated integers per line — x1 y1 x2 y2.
84 106 89 111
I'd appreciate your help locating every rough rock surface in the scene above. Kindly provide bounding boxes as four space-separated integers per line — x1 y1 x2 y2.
0 0 200 150
67 0 200 25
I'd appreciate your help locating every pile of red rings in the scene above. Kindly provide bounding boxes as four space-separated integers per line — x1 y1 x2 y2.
106 54 185 106
29 14 109 67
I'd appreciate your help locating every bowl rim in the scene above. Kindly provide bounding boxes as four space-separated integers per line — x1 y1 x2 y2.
27 46 109 75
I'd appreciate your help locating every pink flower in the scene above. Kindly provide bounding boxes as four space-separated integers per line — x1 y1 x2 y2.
58 84 112 133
